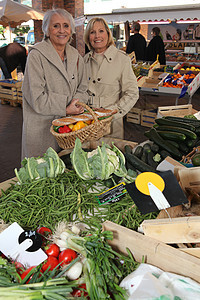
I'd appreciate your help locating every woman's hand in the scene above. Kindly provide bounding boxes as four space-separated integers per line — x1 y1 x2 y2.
66 99 84 115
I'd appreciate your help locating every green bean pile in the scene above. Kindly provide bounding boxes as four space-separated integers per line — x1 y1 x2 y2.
0 171 157 229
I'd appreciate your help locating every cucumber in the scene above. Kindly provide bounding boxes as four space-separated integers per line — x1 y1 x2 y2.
133 145 143 158
144 128 182 160
155 125 197 140
125 153 156 173
155 118 196 132
165 116 200 127
150 143 160 153
124 145 132 155
156 130 186 142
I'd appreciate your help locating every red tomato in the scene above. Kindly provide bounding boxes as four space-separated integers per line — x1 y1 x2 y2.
58 249 77 267
20 266 36 283
12 261 25 274
71 284 89 297
45 243 60 258
37 226 52 237
41 256 59 272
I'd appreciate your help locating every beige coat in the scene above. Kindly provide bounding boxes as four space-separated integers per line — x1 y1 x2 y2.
84 45 139 138
22 39 88 159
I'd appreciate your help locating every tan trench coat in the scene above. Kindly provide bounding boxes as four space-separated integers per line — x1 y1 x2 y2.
84 45 139 138
22 39 88 159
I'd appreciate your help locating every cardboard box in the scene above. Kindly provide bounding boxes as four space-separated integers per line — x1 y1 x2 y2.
176 167 200 194
137 76 160 92
158 72 200 97
157 104 198 118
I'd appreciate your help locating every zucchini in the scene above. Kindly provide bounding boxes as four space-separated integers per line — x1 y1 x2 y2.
155 118 196 132
144 128 182 160
160 150 171 159
195 127 200 136
165 140 179 148
150 143 160 153
124 145 132 155
125 153 156 173
133 145 143 158
140 151 148 163
156 130 186 142
179 142 189 154
147 151 158 168
143 143 151 152
126 160 137 172
155 125 197 140
186 138 198 148
165 116 200 127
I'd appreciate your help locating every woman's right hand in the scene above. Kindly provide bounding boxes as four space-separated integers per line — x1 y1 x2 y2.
66 99 84 115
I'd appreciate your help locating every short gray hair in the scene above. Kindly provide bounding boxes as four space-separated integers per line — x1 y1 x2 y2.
42 8 75 43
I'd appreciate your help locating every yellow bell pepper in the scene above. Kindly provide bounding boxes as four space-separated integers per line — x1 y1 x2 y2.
68 124 74 130
72 121 86 131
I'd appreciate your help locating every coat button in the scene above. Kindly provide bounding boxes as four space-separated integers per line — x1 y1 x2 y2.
109 58 112 61
93 80 96 83
97 78 101 81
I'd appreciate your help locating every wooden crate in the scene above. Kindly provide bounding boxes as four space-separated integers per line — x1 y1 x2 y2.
103 220 200 283
157 104 198 118
126 107 141 124
0 80 22 107
17 87 22 106
140 109 157 127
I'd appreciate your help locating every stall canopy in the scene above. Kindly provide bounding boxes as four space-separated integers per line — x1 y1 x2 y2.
85 4 200 24
0 0 44 27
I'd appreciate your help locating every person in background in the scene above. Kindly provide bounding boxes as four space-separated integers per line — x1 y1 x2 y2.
126 22 146 61
0 42 27 79
84 17 139 139
21 8 88 159
146 27 166 65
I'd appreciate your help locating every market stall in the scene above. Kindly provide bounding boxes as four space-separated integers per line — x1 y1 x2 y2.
1 101 200 299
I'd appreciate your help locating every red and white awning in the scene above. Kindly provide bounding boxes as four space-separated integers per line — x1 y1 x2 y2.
85 4 200 24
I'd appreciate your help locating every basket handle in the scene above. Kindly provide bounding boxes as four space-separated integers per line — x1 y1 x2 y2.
77 102 99 123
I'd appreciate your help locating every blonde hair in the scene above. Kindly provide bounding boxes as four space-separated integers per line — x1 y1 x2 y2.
84 17 114 51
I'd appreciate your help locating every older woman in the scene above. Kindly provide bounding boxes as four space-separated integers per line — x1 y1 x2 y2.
22 8 88 159
84 17 139 139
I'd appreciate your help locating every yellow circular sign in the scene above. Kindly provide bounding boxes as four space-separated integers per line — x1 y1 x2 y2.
135 172 165 196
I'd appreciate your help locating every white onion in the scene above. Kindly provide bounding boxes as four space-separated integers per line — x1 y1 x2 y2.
64 261 83 280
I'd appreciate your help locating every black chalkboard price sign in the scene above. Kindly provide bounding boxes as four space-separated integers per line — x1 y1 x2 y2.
96 182 127 205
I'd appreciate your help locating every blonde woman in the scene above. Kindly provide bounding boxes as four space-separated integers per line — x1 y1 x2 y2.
84 17 139 139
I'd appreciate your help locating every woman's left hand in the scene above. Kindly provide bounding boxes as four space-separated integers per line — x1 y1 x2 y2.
66 99 84 115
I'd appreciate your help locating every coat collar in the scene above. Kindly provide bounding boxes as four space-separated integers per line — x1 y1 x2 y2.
85 44 118 63
31 39 79 81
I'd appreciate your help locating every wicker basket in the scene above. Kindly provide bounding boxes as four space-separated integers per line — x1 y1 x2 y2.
50 102 113 149
181 146 200 164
